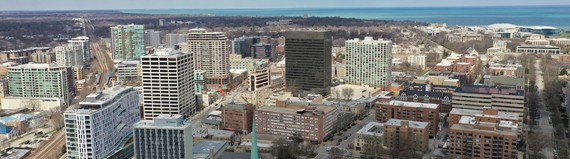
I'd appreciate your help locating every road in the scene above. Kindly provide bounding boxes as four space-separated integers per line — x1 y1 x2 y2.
314 109 376 159
191 83 248 129
84 17 114 89
534 60 555 159
26 130 66 159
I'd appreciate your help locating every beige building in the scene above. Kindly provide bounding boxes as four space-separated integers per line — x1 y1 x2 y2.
383 119 429 154
449 116 518 159
452 85 525 118
354 122 384 154
187 28 231 89
332 62 346 80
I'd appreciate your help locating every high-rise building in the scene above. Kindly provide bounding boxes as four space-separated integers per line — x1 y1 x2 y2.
448 116 518 159
134 114 193 159
284 31 332 95
55 44 84 67
346 37 392 88
144 29 161 48
111 24 145 60
187 28 231 89
251 43 273 58
222 103 255 133
194 70 207 93
141 49 195 120
407 55 427 69
64 86 140 159
382 119 429 153
68 36 90 64
166 34 188 49
7 63 75 105
255 105 338 142
115 60 141 82
376 100 440 137
30 52 56 63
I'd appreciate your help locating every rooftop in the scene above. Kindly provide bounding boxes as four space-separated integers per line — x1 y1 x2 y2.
454 85 524 96
193 141 228 159
257 106 336 116
384 119 429 129
381 100 439 109
356 122 384 136
517 45 560 49
450 108 519 120
453 117 518 136
9 63 63 70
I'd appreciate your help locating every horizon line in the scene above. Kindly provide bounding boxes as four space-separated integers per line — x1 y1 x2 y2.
1 4 569 12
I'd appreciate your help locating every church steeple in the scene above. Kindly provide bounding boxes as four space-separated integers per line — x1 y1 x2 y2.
251 115 259 159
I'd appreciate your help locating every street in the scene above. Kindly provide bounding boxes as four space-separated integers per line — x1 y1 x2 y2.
191 82 248 129
534 60 555 159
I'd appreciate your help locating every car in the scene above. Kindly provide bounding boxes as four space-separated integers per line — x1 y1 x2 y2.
326 147 332 152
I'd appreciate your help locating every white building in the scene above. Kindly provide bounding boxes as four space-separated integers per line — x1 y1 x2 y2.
67 36 90 64
64 86 140 159
141 48 195 120
55 44 84 67
187 28 230 89
134 114 193 159
407 55 427 69
144 29 161 48
550 38 570 46
346 37 392 88
166 33 188 49
516 45 561 54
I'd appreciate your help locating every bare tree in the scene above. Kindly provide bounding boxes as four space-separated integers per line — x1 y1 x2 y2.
329 147 345 159
21 99 41 111
341 88 355 100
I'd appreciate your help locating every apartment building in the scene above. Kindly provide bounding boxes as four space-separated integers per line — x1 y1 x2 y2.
345 37 392 88
187 28 231 89
452 85 525 118
64 86 140 159
397 83 454 113
221 103 255 133
383 119 429 153
141 49 195 120
449 108 521 135
55 44 84 67
376 100 439 137
255 106 338 142
67 36 90 64
111 24 145 60
448 116 518 159
134 114 193 159
354 122 384 154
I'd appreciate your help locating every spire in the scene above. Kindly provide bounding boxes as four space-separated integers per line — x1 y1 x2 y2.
251 116 259 159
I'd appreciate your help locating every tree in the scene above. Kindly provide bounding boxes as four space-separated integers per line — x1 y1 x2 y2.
21 99 41 111
341 88 355 100
329 147 345 159
270 138 298 159
442 50 450 58
560 68 568 75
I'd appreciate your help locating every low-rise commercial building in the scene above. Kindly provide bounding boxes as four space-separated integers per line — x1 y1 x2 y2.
452 85 525 118
516 45 560 54
376 100 439 137
222 103 255 133
255 106 338 142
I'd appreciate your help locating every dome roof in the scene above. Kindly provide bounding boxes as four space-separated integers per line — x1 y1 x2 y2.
487 23 518 29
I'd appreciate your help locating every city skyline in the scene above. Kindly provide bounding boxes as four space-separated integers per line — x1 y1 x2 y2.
1 0 570 11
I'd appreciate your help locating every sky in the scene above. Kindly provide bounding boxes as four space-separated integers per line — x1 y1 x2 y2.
1 0 570 11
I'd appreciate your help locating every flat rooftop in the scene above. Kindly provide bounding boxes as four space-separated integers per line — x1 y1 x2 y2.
450 108 519 120
257 106 336 116
454 85 524 96
356 122 384 136
193 141 227 159
381 100 439 109
385 119 429 129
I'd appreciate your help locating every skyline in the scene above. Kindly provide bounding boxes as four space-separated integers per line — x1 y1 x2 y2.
1 0 570 11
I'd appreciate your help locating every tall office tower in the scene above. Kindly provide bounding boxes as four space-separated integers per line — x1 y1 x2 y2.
166 34 188 49
7 63 75 105
144 29 161 48
55 44 84 67
187 28 230 89
346 37 392 88
111 24 145 61
68 36 90 64
284 31 332 95
141 49 195 120
133 114 193 159
232 36 254 57
64 86 140 159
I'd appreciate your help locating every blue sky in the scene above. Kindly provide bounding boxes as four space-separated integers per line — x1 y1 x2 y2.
1 0 570 11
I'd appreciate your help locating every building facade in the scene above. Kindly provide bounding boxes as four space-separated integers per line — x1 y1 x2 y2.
64 86 140 159
55 44 84 67
407 55 427 69
285 31 332 95
7 63 74 106
222 103 255 133
141 49 195 120
67 36 90 64
376 100 439 137
354 122 384 154
134 114 193 159
166 34 188 49
346 37 392 88
144 29 161 48
187 28 231 89
111 24 145 60
397 83 454 113
516 45 561 54
452 85 525 118
383 119 429 153
255 106 338 142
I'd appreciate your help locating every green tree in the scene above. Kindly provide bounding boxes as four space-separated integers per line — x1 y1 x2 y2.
525 67 530 74
559 68 568 75
442 50 450 58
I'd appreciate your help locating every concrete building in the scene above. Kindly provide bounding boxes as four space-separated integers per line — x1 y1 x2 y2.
134 114 193 159
251 43 273 58
376 100 439 137
30 52 56 63
68 36 90 64
285 31 332 95
193 141 228 159
144 29 161 48
55 44 84 67
232 36 255 57
111 24 145 60
354 122 384 154
397 83 454 113
115 60 141 82
550 38 570 46
452 85 525 118
166 34 188 49
64 86 140 159
332 62 346 80
516 45 561 54
488 62 525 78
141 49 195 120
222 103 255 133
194 70 207 93
519 26 560 36
346 37 392 88
0 47 51 64
187 28 231 90
448 116 518 159
255 105 338 142
449 108 521 135
383 119 429 153
248 66 270 91
407 55 427 69
5 63 74 107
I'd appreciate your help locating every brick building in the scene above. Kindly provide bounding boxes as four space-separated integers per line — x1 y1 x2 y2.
449 116 518 159
222 103 255 133
397 84 454 113
449 108 521 136
376 100 439 137
255 106 338 142
383 119 429 153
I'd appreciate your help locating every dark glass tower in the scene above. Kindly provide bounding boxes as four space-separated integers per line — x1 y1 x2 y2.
284 31 332 95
